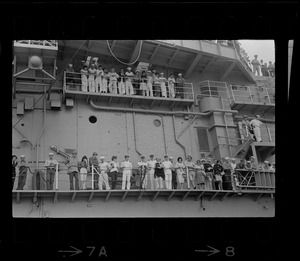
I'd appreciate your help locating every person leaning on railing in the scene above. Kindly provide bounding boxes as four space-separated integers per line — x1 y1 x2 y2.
89 152 100 190
195 160 206 190
79 156 88 190
44 152 59 190
65 150 80 190
109 156 120 190
169 157 177 189
222 157 233 190
153 72 161 97
80 65 89 92
16 155 28 190
184 155 196 189
213 160 224 190
175 73 185 99
174 157 185 189
202 158 213 190
12 155 18 190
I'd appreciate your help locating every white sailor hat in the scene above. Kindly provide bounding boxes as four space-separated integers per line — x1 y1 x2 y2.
49 152 54 156
160 72 164 75
147 70 152 73
201 159 206 162
225 157 230 160
100 156 105 159
264 160 269 164
20 155 25 158
169 156 173 160
178 73 182 76
68 64 73 67
127 67 132 70
256 115 261 118
125 154 129 157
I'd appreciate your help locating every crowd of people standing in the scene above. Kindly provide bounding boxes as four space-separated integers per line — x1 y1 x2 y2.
12 151 275 191
65 63 189 99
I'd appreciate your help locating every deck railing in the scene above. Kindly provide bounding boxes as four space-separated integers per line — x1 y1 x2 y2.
230 84 275 105
13 162 275 192
14 40 58 49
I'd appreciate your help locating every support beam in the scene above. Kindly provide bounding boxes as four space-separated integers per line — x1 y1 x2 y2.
166 191 176 201
129 40 142 63
195 190 205 201
71 192 77 202
149 44 160 62
170 101 176 110
88 192 94 202
130 98 134 106
168 49 179 65
108 96 113 106
201 57 215 74
121 191 128 202
220 62 236 81
137 192 144 201
16 192 20 204
255 193 264 202
181 191 190 201
210 191 219 201
105 191 112 202
152 191 160 201
54 192 58 203
150 99 155 108
185 53 202 78
221 192 230 201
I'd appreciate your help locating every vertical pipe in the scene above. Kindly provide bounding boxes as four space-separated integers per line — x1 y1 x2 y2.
172 115 187 159
55 163 58 190
92 165 94 190
36 86 47 170
155 114 167 155
125 112 129 154
132 112 142 156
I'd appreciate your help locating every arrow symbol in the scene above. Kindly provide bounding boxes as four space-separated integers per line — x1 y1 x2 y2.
195 245 220 256
58 246 82 257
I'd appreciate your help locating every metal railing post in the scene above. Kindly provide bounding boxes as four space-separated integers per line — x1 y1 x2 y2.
266 123 272 142
92 165 94 190
208 80 212 97
266 87 272 104
186 167 190 189
248 86 254 103
230 85 236 103
55 163 58 190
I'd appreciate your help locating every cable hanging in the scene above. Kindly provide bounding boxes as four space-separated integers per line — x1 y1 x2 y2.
12 40 87 129
106 40 143 65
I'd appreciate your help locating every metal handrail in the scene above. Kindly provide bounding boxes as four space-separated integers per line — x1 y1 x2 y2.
14 40 58 48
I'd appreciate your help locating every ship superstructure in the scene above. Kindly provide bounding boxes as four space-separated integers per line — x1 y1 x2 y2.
12 40 275 217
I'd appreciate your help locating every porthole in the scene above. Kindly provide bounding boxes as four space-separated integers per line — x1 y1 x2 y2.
89 115 97 124
153 119 161 127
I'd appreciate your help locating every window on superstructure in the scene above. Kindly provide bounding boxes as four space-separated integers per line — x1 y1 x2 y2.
196 127 210 152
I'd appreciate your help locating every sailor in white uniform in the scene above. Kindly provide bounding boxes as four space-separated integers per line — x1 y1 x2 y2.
162 154 173 189
80 65 88 92
159 72 167 98
250 115 264 142
108 67 119 94
125 67 134 95
95 65 103 93
98 156 110 190
120 154 133 190
146 153 156 190
88 64 96 92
